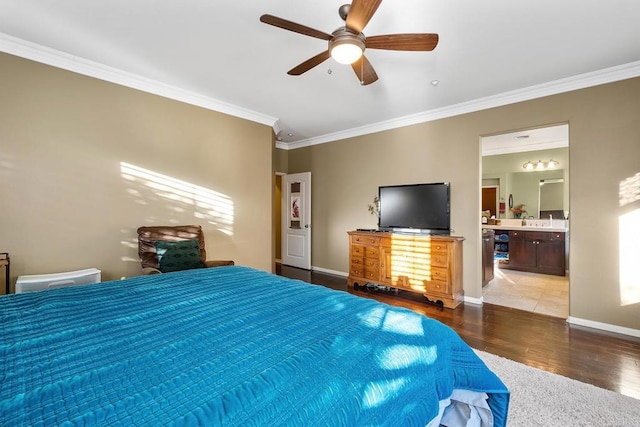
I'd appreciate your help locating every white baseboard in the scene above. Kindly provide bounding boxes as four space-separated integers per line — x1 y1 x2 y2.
567 316 640 338
312 266 348 277
464 295 484 305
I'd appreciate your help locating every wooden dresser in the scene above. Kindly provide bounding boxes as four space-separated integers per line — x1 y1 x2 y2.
347 231 465 308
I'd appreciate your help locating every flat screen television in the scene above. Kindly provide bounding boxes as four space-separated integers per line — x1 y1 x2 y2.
378 182 450 234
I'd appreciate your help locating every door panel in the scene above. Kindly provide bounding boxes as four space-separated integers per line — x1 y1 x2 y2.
482 186 498 217
509 231 537 269
286 234 305 259
281 172 311 269
537 240 566 275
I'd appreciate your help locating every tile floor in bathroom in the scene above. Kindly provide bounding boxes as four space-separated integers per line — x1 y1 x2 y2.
482 266 569 318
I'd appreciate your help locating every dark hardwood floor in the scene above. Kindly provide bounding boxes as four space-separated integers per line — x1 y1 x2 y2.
276 264 640 400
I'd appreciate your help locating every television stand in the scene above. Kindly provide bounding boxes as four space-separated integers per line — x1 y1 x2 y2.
347 230 465 308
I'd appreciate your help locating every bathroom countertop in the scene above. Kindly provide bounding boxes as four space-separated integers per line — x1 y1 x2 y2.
482 224 568 233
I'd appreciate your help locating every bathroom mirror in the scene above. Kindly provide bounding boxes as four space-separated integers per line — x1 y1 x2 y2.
481 145 568 219
539 178 564 219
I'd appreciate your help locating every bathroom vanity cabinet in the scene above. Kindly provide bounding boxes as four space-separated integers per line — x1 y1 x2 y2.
504 230 566 276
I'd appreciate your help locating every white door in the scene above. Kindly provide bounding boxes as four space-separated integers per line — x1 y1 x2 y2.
281 172 311 269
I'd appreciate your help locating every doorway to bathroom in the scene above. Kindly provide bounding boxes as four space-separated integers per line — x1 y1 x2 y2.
481 124 570 318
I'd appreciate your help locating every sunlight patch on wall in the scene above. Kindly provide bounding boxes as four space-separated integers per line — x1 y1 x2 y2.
619 173 640 208
120 162 234 236
619 173 640 306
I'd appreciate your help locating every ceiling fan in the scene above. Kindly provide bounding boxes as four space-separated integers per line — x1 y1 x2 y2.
260 0 439 85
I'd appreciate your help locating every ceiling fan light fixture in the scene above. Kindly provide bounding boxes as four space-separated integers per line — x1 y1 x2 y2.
331 42 363 64
329 29 366 64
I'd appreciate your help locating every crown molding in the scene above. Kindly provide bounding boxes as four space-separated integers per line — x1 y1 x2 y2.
3 31 639 149
281 60 640 150
0 32 278 127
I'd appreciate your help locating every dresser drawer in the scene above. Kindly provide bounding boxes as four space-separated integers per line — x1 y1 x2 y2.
395 252 449 267
351 245 365 257
350 265 364 278
364 257 379 268
389 239 449 256
426 279 449 294
430 252 449 267
351 256 364 266
352 235 380 245
430 267 450 283
364 268 380 281
365 246 379 258
430 241 450 254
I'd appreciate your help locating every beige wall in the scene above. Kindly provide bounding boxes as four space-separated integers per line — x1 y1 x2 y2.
0 53 273 290
274 147 288 174
288 77 640 331
274 175 283 260
273 148 287 261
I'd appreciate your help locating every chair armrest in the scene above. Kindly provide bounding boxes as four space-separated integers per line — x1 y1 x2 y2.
204 260 235 268
142 267 162 275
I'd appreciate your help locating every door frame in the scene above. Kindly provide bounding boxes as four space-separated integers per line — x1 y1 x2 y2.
280 172 311 270
480 124 570 316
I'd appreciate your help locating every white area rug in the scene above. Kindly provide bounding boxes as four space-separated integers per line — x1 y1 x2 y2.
475 350 640 426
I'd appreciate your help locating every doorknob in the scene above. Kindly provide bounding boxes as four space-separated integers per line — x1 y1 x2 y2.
304 224 310 228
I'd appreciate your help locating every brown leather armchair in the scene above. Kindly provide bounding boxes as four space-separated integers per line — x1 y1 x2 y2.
137 225 234 274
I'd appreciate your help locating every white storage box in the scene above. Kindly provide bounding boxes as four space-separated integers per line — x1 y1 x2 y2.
15 268 101 293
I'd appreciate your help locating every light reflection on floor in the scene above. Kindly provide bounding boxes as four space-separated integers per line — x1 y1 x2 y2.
483 267 569 318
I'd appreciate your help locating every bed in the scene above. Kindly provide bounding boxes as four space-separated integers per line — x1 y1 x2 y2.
1 266 509 426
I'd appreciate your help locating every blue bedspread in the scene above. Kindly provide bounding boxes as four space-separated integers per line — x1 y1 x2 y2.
1 266 509 426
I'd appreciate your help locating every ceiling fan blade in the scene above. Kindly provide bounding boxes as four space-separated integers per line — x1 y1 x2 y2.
351 55 378 85
345 0 383 33
366 33 439 51
288 51 332 75
260 14 332 40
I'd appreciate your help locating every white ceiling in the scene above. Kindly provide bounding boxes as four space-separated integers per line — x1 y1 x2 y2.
1 0 639 149
481 124 568 156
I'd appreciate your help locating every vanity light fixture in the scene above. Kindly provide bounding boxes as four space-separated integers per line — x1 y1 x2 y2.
523 159 559 171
